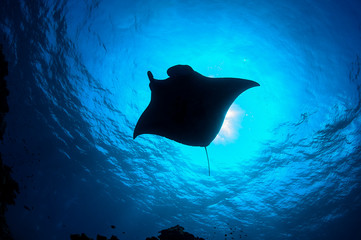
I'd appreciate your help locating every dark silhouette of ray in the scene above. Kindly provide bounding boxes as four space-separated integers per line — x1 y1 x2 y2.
133 65 259 175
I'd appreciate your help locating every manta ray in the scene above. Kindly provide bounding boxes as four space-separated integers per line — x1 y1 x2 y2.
133 65 259 175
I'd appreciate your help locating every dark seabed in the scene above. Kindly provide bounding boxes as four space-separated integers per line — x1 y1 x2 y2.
1 0 361 239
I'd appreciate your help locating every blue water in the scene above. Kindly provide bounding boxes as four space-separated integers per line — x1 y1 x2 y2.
1 0 361 239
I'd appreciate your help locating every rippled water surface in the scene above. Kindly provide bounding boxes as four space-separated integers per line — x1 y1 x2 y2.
1 0 361 239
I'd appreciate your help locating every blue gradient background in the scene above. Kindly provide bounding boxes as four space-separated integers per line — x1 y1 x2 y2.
1 0 361 239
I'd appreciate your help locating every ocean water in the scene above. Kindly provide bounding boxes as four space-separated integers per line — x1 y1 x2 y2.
1 0 361 239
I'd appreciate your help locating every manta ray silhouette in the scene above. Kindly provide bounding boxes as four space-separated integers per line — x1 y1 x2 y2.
133 65 259 175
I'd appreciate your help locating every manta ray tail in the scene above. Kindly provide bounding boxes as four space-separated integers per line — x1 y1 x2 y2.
205 147 210 176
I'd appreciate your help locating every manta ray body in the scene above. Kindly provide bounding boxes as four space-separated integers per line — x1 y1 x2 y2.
133 65 259 174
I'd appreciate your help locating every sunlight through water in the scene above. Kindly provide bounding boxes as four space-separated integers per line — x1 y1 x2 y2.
1 0 361 240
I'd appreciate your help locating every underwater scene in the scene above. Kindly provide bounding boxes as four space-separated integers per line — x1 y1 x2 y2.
1 0 361 239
